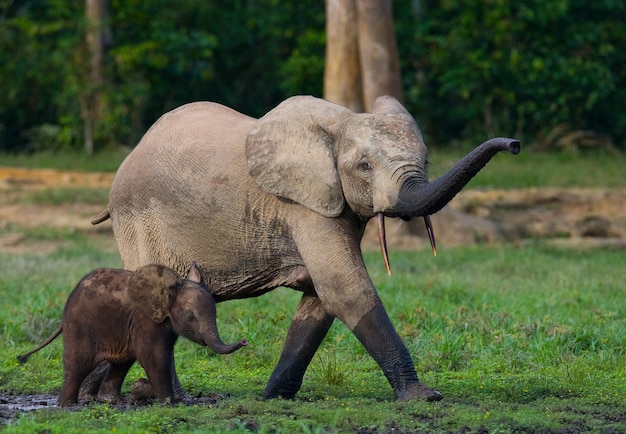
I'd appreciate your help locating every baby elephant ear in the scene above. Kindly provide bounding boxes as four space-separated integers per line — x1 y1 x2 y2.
245 95 351 218
186 261 202 284
128 264 182 323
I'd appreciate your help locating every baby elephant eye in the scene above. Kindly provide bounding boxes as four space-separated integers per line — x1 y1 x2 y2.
186 312 196 323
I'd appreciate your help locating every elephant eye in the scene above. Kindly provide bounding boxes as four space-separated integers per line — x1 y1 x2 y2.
186 312 196 322
357 160 372 173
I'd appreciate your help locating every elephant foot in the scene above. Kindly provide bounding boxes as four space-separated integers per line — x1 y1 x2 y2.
128 378 194 404
397 383 443 402
95 391 123 405
176 393 196 405
173 385 194 404
131 378 155 402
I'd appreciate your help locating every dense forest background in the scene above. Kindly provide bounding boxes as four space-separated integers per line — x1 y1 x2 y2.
1 0 624 154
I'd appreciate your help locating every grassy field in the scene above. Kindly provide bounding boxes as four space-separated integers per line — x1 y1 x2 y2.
1 237 624 432
1 149 625 432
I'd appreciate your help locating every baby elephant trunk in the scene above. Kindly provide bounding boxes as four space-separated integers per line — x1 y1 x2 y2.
205 335 248 355
196 298 248 354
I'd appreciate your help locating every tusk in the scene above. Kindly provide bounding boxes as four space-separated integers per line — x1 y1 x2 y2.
377 213 392 276
423 215 437 256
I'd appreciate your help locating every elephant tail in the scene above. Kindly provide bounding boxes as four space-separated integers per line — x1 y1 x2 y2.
90 207 111 225
17 324 63 364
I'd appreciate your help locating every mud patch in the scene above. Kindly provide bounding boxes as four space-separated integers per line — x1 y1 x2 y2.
0 391 230 425
0 393 57 423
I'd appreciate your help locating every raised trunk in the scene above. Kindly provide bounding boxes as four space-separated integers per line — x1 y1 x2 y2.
395 137 520 218
374 137 519 273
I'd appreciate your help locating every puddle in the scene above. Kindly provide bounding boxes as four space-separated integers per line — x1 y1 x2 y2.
0 391 228 424
1 394 57 411
0 394 58 423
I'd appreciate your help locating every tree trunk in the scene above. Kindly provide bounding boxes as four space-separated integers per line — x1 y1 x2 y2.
356 0 403 111
83 0 111 155
324 0 403 113
324 0 363 113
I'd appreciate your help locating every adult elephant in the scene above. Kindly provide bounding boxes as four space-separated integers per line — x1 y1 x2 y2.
92 95 520 402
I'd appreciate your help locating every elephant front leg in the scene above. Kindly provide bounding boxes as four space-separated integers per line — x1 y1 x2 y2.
263 293 334 399
138 345 177 403
169 352 192 403
351 303 443 402
292 221 442 402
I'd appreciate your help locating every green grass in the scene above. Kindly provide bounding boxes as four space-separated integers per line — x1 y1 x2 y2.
0 148 129 173
1 230 625 432
20 187 111 206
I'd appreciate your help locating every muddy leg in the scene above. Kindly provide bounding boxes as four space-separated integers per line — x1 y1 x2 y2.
78 361 111 401
97 361 134 403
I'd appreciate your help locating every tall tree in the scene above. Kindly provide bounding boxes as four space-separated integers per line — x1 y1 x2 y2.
83 0 112 154
324 0 403 112
324 0 363 112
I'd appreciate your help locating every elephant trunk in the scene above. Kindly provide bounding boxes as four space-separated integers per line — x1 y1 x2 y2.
376 137 519 274
395 137 520 217
197 299 248 354
202 329 248 354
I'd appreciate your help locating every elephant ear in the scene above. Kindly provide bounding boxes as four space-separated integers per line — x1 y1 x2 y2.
128 264 182 323
186 261 202 284
246 95 352 218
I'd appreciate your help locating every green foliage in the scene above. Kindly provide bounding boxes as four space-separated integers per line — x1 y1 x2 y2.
2 1 624 154
0 0 325 152
396 0 626 147
0 0 84 152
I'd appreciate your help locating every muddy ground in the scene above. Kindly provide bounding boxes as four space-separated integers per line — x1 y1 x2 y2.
0 391 231 424
1 167 625 427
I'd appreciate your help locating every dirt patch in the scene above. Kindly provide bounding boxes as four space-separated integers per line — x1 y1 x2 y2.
364 187 626 251
2 167 626 254
0 167 114 190
0 394 58 422
0 167 115 254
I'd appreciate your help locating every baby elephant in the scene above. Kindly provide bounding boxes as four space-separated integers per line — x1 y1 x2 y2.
18 262 247 406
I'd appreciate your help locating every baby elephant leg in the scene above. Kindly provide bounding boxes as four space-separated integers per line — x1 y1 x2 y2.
59 356 98 407
97 361 135 403
79 361 111 400
137 350 176 402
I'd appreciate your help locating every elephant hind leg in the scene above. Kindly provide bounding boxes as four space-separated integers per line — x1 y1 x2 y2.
60 362 101 407
97 361 135 403
79 360 111 400
263 294 334 400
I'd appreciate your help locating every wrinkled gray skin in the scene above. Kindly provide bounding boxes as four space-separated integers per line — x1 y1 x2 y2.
92 95 520 402
18 263 247 407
